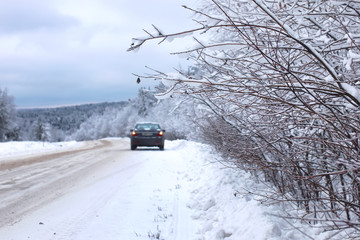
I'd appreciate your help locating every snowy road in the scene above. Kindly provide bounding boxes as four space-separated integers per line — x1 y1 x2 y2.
0 139 195 240
0 138 298 240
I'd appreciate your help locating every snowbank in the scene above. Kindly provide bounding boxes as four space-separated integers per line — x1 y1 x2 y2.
169 140 322 239
0 141 83 158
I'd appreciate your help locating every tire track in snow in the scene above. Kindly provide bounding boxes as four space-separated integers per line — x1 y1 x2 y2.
0 139 113 228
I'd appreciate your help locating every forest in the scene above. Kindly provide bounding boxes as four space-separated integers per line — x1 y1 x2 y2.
1 0 360 238
16 101 127 142
0 86 195 143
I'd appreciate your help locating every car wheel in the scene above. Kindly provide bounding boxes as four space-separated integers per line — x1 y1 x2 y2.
131 145 137 150
159 145 164 150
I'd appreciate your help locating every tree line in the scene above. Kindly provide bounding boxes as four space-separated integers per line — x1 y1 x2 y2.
0 86 195 143
0 92 128 142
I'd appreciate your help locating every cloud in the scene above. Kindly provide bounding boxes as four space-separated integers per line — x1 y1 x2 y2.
0 0 196 107
0 0 79 33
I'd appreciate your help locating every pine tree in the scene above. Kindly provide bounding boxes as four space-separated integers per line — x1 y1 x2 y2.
32 118 50 141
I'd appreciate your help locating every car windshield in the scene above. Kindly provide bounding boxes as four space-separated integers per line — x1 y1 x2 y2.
135 123 160 131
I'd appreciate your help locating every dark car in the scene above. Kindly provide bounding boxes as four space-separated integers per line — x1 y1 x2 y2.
130 122 165 150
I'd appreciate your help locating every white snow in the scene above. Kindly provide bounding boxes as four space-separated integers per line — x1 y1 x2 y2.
0 138 323 239
341 83 360 104
0 140 83 158
155 83 177 100
165 31 194 43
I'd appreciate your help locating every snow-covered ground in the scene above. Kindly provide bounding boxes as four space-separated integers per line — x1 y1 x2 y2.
0 138 321 239
0 140 84 158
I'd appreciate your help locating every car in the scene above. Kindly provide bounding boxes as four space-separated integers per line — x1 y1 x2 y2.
130 122 166 150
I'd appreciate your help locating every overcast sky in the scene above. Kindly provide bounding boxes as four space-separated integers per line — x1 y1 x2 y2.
0 0 197 108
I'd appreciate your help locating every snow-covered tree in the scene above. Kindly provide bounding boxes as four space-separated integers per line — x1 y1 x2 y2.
135 87 158 117
71 85 195 141
0 88 17 141
31 118 51 141
129 0 360 237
